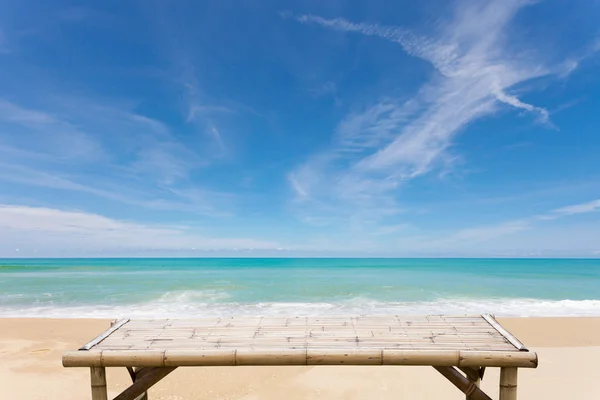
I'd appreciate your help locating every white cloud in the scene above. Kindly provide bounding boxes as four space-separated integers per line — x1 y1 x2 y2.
393 223 600 257
162 35 230 157
558 37 600 78
389 220 531 254
0 97 230 215
293 15 458 75
491 86 550 124
336 101 418 155
0 100 104 161
0 205 278 255
288 174 309 198
0 163 140 203
288 0 563 223
0 96 199 173
0 100 57 125
309 81 337 97
129 139 207 185
448 220 530 242
402 198 600 255
552 199 600 216
0 161 233 217
533 198 600 221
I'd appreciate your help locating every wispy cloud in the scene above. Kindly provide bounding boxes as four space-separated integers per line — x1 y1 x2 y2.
538 198 600 220
558 37 600 77
288 173 309 198
187 105 234 121
286 0 571 224
442 220 531 243
418 197 600 251
182 83 229 156
288 100 418 202
290 14 458 75
152 12 231 158
0 205 278 255
491 86 551 125
309 81 337 98
0 100 57 125
380 200 600 257
0 97 233 215
0 163 139 204
150 4 261 162
0 99 104 161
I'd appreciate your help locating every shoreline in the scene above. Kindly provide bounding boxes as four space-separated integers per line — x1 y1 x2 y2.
2 317 600 399
3 297 600 319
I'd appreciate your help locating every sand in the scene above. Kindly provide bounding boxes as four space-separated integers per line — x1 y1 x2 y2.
2 317 600 399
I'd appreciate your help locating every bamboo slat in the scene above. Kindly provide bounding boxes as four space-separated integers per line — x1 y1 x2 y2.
482 314 527 351
64 315 537 369
80 319 130 350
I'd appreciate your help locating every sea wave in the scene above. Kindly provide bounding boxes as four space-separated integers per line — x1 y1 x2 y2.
1 296 600 318
156 289 232 302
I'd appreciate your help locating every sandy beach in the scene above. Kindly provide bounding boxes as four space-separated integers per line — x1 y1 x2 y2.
1 317 600 399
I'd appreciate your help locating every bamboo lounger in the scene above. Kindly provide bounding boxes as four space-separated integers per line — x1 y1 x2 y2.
63 314 537 400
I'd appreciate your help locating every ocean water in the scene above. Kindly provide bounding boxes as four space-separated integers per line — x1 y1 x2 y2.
1 258 599 318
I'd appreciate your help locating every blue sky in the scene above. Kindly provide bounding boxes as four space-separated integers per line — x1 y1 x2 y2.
1 0 600 257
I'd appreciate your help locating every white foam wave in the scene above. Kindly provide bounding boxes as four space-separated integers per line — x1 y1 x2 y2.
156 290 231 302
1 297 600 318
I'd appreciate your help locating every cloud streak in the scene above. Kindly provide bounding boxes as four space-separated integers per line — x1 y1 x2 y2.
0 97 232 216
425 197 600 247
287 0 561 223
491 87 550 124
0 205 278 256
546 198 600 218
386 197 600 256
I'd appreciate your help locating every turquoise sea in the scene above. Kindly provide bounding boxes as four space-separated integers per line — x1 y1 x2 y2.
1 258 600 317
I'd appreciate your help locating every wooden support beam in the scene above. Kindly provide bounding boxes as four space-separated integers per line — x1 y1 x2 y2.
434 367 492 400
126 366 136 381
126 367 150 400
113 367 177 400
135 367 150 400
90 367 108 400
459 367 481 400
459 367 481 383
499 367 518 400
134 367 150 379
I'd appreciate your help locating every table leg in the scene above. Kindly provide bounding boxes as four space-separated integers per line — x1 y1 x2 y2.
499 367 518 400
90 367 108 400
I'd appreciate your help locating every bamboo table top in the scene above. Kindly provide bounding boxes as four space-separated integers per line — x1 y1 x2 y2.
63 314 538 368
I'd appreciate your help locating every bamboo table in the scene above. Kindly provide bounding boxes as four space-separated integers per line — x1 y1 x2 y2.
63 314 537 400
